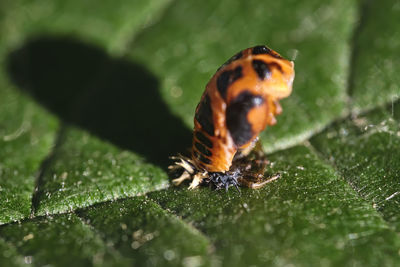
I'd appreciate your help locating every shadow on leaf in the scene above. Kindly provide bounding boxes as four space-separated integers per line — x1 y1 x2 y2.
6 36 192 169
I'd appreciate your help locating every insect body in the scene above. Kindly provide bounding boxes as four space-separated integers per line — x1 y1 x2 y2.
170 45 295 189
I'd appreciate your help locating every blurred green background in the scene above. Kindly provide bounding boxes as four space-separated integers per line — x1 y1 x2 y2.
0 0 399 266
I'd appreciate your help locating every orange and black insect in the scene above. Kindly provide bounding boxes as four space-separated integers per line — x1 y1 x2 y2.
170 45 295 189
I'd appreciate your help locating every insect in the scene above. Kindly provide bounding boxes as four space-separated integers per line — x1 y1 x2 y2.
170 45 295 190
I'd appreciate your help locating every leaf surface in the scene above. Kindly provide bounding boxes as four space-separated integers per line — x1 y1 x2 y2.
0 0 399 266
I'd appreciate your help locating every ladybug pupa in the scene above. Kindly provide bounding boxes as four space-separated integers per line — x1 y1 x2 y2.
170 45 295 190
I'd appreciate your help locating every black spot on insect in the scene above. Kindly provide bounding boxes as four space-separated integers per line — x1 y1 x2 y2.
268 62 284 73
198 163 207 170
226 90 264 147
194 141 212 157
199 154 211 165
195 94 214 136
228 51 243 64
252 45 272 55
194 131 213 148
194 151 211 165
217 66 242 100
218 51 243 71
252 45 283 59
252 59 271 80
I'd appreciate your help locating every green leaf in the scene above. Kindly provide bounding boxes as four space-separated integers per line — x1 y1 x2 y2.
349 0 400 112
34 127 169 216
1 0 400 265
0 214 128 266
129 0 357 152
0 237 24 267
310 102 400 231
149 145 400 266
0 83 58 224
0 0 172 54
77 196 212 266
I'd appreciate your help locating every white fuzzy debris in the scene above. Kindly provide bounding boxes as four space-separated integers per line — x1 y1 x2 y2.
170 155 206 189
250 173 281 189
385 191 400 201
172 172 191 186
188 174 202 190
